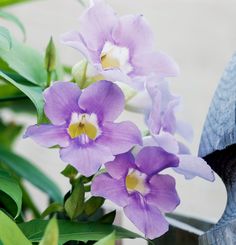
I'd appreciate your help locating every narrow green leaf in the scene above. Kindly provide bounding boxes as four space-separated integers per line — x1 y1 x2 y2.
0 146 63 203
0 71 44 122
61 164 78 179
94 231 115 245
0 210 31 245
19 219 143 243
0 0 32 7
41 203 64 219
0 170 22 217
0 38 47 87
65 181 85 219
84 196 105 216
0 11 26 41
39 217 58 245
0 26 11 49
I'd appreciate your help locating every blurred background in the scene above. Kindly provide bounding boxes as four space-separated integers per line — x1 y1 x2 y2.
2 0 236 244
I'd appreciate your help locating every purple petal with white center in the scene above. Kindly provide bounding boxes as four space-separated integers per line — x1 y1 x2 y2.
132 51 180 78
97 121 142 155
24 124 70 148
146 174 180 212
112 15 154 55
174 154 215 181
143 132 179 155
105 152 135 180
91 173 129 207
124 194 169 239
43 81 81 125
79 0 118 51
79 80 124 121
60 141 114 177
135 146 179 175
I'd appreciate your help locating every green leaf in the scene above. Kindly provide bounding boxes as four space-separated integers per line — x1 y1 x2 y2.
61 164 78 179
0 119 22 149
0 37 47 87
65 181 85 220
41 203 64 219
0 26 11 49
0 0 32 8
0 71 44 122
99 210 116 224
0 210 31 245
0 146 63 203
19 219 143 243
39 217 58 245
0 11 26 41
0 170 22 217
94 231 115 245
84 196 105 216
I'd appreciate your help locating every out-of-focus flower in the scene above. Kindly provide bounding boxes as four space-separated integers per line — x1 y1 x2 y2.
91 146 180 239
61 0 179 90
143 132 215 181
24 80 142 177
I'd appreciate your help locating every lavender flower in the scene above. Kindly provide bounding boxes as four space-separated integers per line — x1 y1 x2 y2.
91 146 180 239
61 0 179 90
24 80 142 177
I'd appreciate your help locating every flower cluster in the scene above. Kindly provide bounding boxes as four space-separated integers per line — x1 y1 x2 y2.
25 0 214 240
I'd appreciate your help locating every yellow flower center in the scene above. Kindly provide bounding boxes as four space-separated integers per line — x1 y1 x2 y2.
68 114 99 140
125 169 148 195
101 51 120 70
100 42 133 73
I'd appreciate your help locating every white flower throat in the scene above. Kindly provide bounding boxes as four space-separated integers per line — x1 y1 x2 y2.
67 113 100 142
125 169 149 195
100 42 133 74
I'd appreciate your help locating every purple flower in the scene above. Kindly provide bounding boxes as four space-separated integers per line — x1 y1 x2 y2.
24 80 142 177
61 0 179 90
127 75 191 139
91 146 180 239
143 132 215 181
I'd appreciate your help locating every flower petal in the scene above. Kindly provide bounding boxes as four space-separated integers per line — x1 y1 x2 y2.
112 15 154 55
143 133 179 155
60 141 114 177
79 80 124 121
97 121 142 155
132 51 179 78
105 152 135 180
24 124 70 148
135 146 179 175
124 194 169 239
146 174 180 212
44 81 81 125
61 31 90 58
79 0 118 51
174 154 215 181
91 173 129 207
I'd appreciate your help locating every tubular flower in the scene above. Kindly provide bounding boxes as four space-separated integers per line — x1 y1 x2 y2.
91 146 180 239
61 0 179 90
24 80 142 177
